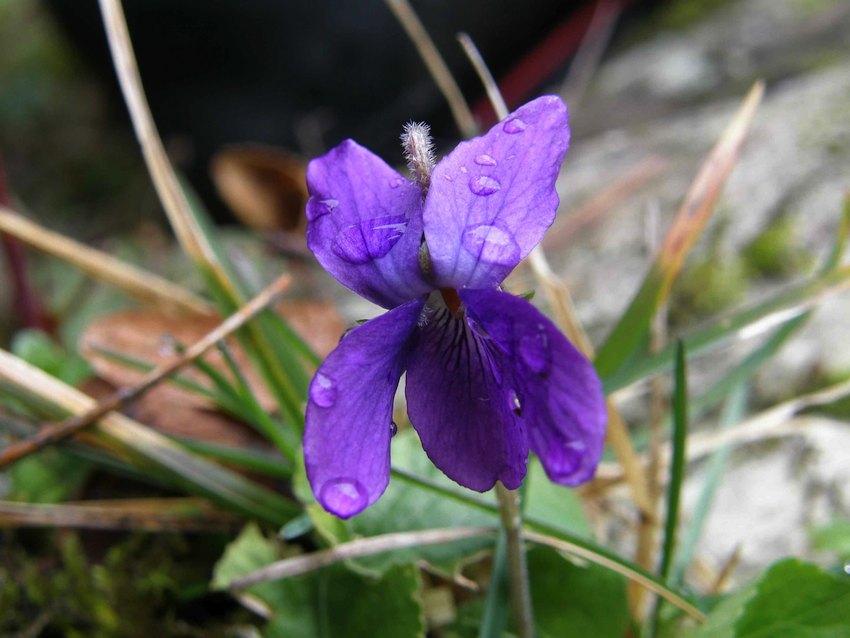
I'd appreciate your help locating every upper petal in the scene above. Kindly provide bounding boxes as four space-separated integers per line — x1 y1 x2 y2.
423 96 570 289
304 298 424 518
405 301 528 492
461 289 606 486
306 140 431 308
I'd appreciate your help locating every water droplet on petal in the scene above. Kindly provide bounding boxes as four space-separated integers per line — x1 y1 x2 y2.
503 117 527 134
461 223 520 265
509 390 523 417
443 174 453 181
332 215 408 264
460 166 468 174
310 372 337 407
474 153 498 166
519 326 551 376
506 154 516 161
321 198 339 211
390 421 399 437
319 478 367 518
546 440 587 480
389 177 403 189
469 175 501 196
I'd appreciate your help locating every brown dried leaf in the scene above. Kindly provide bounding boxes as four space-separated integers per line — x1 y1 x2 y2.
211 145 308 232
78 300 345 411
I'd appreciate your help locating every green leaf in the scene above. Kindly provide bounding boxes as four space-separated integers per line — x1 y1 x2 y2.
811 519 850 560
8 448 90 504
691 559 850 638
213 523 424 638
314 430 497 576
528 546 629 638
11 328 91 385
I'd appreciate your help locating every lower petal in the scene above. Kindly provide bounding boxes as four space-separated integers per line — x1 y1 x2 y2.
304 299 424 518
461 289 607 486
405 302 528 492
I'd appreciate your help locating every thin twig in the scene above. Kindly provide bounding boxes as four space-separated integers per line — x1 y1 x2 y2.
522 529 706 622
495 483 535 638
558 0 621 111
456 32 654 519
633 201 668 616
98 0 229 280
457 32 508 119
0 273 291 469
229 526 495 590
384 0 478 138
0 497 242 532
0 206 214 316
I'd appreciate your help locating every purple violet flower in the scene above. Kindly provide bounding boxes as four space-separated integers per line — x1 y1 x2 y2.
303 96 607 518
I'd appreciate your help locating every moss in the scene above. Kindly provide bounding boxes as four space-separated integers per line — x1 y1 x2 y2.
670 254 749 327
0 530 247 636
743 216 814 278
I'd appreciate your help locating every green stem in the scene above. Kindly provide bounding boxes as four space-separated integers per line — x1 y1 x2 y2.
495 482 534 638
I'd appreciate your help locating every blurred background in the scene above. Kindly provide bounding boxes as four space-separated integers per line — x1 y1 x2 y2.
1 0 850 633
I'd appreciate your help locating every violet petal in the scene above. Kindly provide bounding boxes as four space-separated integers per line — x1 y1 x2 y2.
423 96 569 289
306 140 431 309
304 298 424 518
405 302 528 492
461 289 607 485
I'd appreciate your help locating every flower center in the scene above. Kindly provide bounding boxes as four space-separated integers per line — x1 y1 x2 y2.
439 287 462 315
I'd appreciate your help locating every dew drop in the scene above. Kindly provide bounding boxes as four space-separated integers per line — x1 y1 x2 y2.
505 154 516 161
519 327 551 376
845 561 850 575
468 175 501 196
443 174 454 181
461 223 520 266
332 215 408 264
389 177 403 189
321 198 339 210
502 117 527 134
390 421 399 437
158 333 178 357
319 478 368 518
460 166 468 174
509 390 523 417
545 440 588 481
309 372 337 408
474 153 498 166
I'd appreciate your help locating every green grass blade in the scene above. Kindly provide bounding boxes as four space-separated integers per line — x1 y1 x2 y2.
594 83 764 380
0 348 299 525
603 264 850 392
391 469 702 618
216 342 299 462
671 383 748 587
659 341 688 582
647 341 689 637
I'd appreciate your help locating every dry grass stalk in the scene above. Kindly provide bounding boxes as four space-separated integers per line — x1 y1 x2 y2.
384 0 478 139
0 273 291 469
98 0 235 293
457 31 655 532
0 497 241 532
0 206 213 316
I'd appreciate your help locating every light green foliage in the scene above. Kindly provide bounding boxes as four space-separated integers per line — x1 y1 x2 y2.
9 448 89 503
743 216 813 278
690 559 850 638
670 256 748 326
811 519 850 561
213 523 425 638
11 328 91 385
528 546 629 638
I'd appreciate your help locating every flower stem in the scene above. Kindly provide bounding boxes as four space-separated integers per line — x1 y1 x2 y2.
495 482 535 638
